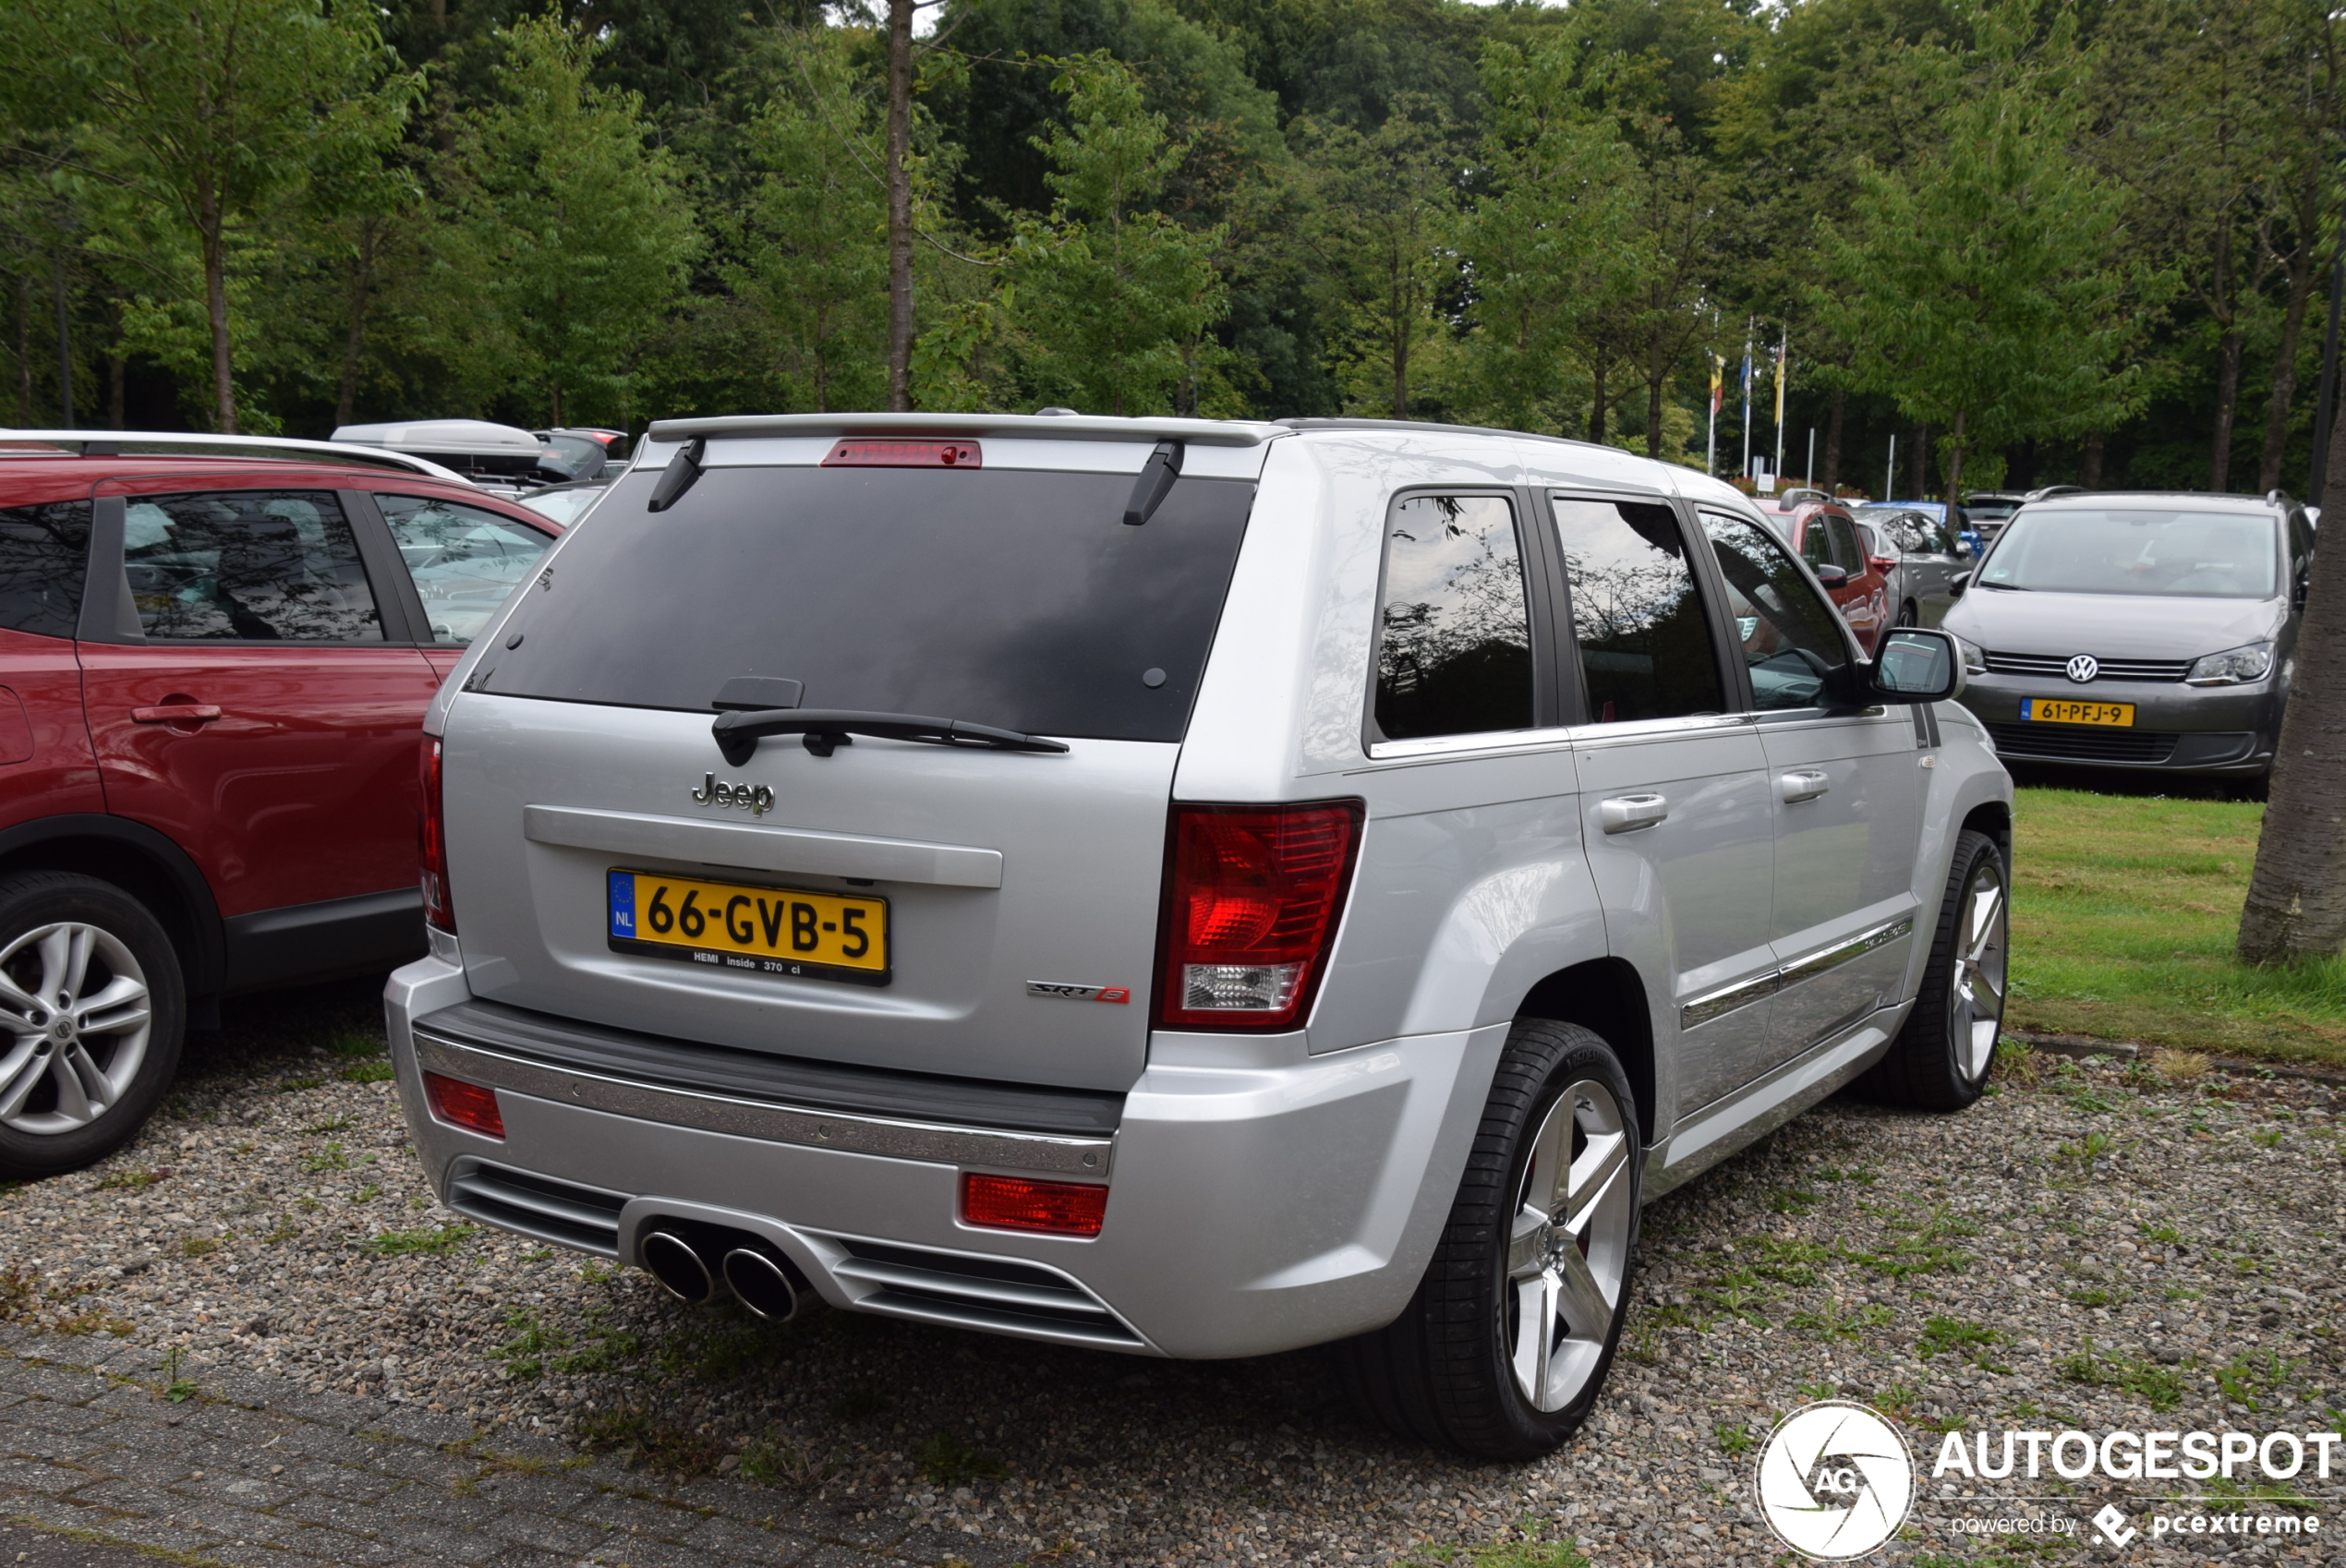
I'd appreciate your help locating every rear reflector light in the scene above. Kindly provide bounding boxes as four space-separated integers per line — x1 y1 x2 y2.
417 736 454 934
1156 800 1363 1031
961 1173 1107 1236
822 439 981 468
422 1071 503 1139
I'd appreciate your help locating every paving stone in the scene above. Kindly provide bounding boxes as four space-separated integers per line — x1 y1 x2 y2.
0 1519 164 1567
0 1456 102 1498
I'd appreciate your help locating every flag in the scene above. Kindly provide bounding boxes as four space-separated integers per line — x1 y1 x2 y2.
1774 339 1788 427
1710 355 1723 415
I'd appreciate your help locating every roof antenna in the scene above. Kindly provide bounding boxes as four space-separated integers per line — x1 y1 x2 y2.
1123 440 1183 526
647 437 706 513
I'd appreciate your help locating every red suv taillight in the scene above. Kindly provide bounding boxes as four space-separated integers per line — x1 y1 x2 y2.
961 1173 1107 1236
1155 801 1363 1032
418 736 454 934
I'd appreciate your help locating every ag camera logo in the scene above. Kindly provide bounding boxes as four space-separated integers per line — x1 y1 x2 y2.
1755 1401 1917 1561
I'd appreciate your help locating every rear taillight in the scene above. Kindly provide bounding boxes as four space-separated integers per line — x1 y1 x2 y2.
961 1173 1106 1236
418 736 454 934
422 1071 503 1138
1155 801 1363 1031
821 439 981 468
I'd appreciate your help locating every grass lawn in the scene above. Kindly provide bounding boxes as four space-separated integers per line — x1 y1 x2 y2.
2008 784 2346 1069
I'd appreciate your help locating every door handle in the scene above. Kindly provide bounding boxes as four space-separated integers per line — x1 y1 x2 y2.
1778 769 1830 803
1599 793 1669 834
131 704 223 725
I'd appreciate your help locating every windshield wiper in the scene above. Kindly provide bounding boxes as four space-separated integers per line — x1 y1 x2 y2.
713 707 1070 765
1977 580 2029 590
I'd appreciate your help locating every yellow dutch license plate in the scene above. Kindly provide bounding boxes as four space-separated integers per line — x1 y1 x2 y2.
2021 698 2135 727
606 868 889 986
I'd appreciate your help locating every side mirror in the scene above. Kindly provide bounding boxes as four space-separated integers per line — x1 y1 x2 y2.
1814 563 1850 587
1949 571 1972 598
1868 628 1964 704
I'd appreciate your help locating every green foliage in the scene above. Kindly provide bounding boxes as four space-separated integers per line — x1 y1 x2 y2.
363 1224 478 1256
913 1432 1008 1484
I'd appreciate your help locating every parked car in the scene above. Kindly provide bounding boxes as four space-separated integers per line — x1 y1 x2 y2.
1942 489 2309 781
1965 488 2078 548
535 428 629 483
388 412 2009 1458
1755 493 1894 650
513 478 611 527
331 419 588 494
0 433 560 1177
1860 499 1978 557
1858 508 1972 627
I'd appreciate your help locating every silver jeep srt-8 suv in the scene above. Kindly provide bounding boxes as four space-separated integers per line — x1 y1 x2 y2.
386 414 2012 1459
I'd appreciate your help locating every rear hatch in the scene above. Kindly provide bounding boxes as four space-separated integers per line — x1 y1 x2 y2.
438 434 1262 1094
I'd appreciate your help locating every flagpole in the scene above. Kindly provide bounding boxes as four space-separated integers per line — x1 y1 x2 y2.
1773 334 1787 488
1740 320 1754 482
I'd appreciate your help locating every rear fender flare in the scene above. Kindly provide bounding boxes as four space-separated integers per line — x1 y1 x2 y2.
0 814 224 997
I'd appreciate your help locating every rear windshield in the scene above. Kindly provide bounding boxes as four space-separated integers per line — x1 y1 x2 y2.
477 464 1255 742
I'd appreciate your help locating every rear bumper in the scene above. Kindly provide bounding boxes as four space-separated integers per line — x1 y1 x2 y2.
385 956 1502 1359
1956 674 2279 774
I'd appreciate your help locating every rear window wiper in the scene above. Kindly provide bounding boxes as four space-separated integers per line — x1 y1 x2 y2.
713 708 1071 765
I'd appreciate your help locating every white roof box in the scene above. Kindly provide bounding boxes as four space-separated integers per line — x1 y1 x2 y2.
332 418 546 457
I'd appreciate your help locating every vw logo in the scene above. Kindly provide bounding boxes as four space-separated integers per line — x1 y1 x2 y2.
2064 654 2098 683
1754 1401 1915 1561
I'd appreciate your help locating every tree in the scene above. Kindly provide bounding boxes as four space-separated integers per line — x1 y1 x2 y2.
725 30 889 414
2 0 412 431
1820 22 2142 502
1451 36 1634 436
2240 409 2346 961
1290 99 1458 419
431 17 697 426
1006 58 1227 416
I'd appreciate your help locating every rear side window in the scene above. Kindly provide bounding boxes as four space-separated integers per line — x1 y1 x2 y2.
480 464 1252 742
125 490 382 642
1798 518 1832 569
0 501 91 639
1550 496 1723 723
1826 514 1864 568
1374 494 1534 741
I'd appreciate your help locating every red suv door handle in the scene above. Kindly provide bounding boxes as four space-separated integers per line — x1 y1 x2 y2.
131 704 223 725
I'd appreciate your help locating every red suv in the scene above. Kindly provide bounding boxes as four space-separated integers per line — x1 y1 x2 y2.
0 435 560 1176
1755 493 1892 653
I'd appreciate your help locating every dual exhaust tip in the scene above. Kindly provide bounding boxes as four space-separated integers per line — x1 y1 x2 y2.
639 1224 809 1321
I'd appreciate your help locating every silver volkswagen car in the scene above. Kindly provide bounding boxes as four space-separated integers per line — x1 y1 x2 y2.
387 414 2011 1458
1942 490 2312 782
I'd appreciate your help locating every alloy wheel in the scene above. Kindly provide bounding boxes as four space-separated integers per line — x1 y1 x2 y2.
1952 856 2008 1080
0 922 154 1135
1502 1078 1635 1412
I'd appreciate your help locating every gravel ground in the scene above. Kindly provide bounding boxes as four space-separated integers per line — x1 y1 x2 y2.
4 978 2343 1566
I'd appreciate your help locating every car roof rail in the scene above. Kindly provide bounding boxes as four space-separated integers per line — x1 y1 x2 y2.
0 429 476 486
2266 488 2295 508
647 412 1284 449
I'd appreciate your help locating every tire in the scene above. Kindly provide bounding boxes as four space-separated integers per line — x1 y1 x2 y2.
1861 828 2007 1111
1337 1019 1640 1459
0 872 185 1179
1895 599 1919 628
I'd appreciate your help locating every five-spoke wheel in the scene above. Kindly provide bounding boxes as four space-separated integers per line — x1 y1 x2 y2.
1866 827 2009 1110
1504 1078 1635 1414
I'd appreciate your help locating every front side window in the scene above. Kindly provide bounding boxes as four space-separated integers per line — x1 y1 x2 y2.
377 493 552 645
1704 513 1851 711
1979 508 2279 599
0 501 92 639
1374 494 1534 740
1551 496 1723 723
123 490 381 642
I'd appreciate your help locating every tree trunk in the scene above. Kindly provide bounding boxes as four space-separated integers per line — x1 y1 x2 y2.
2238 406 2346 963
1822 385 1845 494
2257 241 2321 493
1645 371 1664 461
1589 356 1607 445
199 197 236 433
334 233 373 430
49 252 74 428
1392 290 1408 420
1908 423 1929 498
2211 327 2245 492
14 273 33 423
2008 437 2038 492
107 351 125 428
883 0 914 413
2082 430 2105 488
1943 410 1967 509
